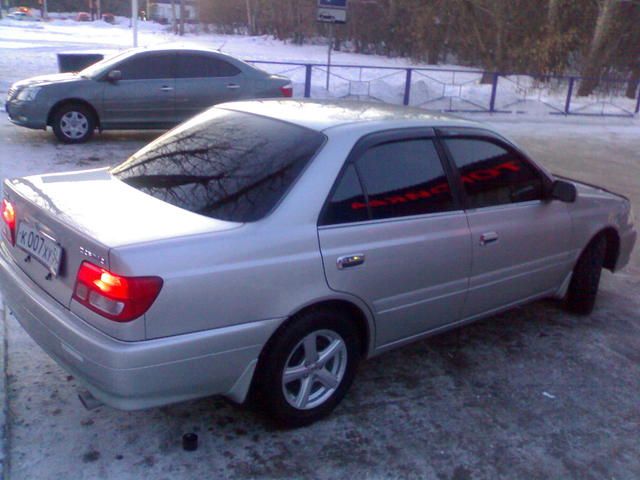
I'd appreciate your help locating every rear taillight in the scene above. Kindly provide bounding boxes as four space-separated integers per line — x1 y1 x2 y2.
73 261 163 322
1 199 16 246
280 83 293 98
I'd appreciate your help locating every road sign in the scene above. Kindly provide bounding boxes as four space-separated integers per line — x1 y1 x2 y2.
317 0 347 24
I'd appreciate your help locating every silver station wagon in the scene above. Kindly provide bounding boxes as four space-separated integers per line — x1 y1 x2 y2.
0 101 636 427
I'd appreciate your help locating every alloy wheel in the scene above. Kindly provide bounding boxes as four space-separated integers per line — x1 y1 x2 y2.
281 329 348 410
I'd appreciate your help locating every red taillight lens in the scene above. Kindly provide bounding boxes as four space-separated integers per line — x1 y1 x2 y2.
1 199 16 245
280 83 293 98
73 261 163 322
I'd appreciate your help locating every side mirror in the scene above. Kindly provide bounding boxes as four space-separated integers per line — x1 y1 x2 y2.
550 180 577 203
107 70 122 82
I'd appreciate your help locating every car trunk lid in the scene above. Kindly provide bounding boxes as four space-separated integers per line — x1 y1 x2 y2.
2 168 238 311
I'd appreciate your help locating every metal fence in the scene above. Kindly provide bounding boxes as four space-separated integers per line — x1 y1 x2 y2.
247 60 640 118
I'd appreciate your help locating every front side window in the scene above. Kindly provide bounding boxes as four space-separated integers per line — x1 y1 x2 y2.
176 54 241 78
321 139 455 225
117 53 175 80
444 138 544 209
112 110 325 222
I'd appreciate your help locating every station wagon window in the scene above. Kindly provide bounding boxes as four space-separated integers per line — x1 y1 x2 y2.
322 139 455 225
117 53 175 80
176 54 241 78
111 109 325 222
444 138 544 209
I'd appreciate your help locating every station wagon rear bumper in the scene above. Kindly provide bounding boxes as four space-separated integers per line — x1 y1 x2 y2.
0 243 280 409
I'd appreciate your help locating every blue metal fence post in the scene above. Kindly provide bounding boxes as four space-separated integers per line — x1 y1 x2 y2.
489 73 499 112
564 77 575 115
403 68 413 106
304 64 312 98
635 85 640 114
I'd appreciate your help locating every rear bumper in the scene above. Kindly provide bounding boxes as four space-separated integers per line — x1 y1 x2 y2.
0 242 281 409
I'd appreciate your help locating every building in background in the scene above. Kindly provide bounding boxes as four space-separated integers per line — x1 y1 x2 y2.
149 0 196 24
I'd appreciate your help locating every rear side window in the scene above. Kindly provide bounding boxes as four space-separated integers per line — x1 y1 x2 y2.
112 110 325 222
321 139 455 225
117 53 175 80
322 165 368 225
356 139 454 220
444 138 543 209
176 54 241 78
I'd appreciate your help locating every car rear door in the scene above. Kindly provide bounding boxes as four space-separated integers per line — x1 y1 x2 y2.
101 51 177 128
174 52 247 122
438 129 574 319
317 129 472 349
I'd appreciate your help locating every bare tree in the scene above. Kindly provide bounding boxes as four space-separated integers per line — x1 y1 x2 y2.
577 0 617 96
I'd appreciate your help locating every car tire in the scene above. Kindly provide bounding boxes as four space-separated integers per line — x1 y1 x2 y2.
51 103 96 144
253 308 361 428
565 235 607 315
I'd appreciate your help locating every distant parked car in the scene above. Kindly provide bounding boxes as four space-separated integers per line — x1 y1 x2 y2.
76 12 91 21
0 101 636 426
101 13 115 24
7 11 37 21
5 46 293 143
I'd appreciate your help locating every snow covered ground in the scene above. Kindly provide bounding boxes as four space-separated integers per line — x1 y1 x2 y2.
2 16 638 115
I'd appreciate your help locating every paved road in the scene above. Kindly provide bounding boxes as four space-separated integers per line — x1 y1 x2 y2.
1 115 639 479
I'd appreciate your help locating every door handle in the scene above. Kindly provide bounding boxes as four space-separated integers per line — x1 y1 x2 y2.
160 86 174 92
226 83 240 90
337 254 365 270
479 232 499 246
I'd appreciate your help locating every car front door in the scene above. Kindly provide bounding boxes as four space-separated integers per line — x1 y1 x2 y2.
101 51 176 128
174 52 247 122
317 130 472 349
439 131 574 319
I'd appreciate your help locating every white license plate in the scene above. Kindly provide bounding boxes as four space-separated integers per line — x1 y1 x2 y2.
16 222 63 275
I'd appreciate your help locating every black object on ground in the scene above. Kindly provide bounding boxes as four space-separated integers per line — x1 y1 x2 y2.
182 433 198 451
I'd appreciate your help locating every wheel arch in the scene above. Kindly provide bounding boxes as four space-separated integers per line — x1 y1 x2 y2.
265 296 376 361
47 99 100 128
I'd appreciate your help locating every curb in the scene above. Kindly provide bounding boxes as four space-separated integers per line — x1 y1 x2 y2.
0 296 7 480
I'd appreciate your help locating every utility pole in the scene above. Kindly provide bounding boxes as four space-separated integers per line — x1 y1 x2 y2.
179 0 185 36
132 0 138 47
171 0 177 34
245 0 253 34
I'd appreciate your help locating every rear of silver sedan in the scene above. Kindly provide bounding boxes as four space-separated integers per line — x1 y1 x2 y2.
0 106 328 410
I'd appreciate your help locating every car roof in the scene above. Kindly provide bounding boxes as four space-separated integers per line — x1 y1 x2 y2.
131 44 233 57
219 99 481 132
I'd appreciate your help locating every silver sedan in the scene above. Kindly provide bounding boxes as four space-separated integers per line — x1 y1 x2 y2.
0 100 636 427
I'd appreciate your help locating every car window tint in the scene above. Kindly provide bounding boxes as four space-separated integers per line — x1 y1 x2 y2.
444 138 543 209
117 53 175 80
111 110 325 222
321 164 368 225
355 139 455 220
176 54 241 78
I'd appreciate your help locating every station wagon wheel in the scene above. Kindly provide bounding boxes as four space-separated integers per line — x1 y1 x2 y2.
253 308 361 427
51 103 96 143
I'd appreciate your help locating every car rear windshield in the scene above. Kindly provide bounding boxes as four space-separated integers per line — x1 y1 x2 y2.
111 109 325 222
